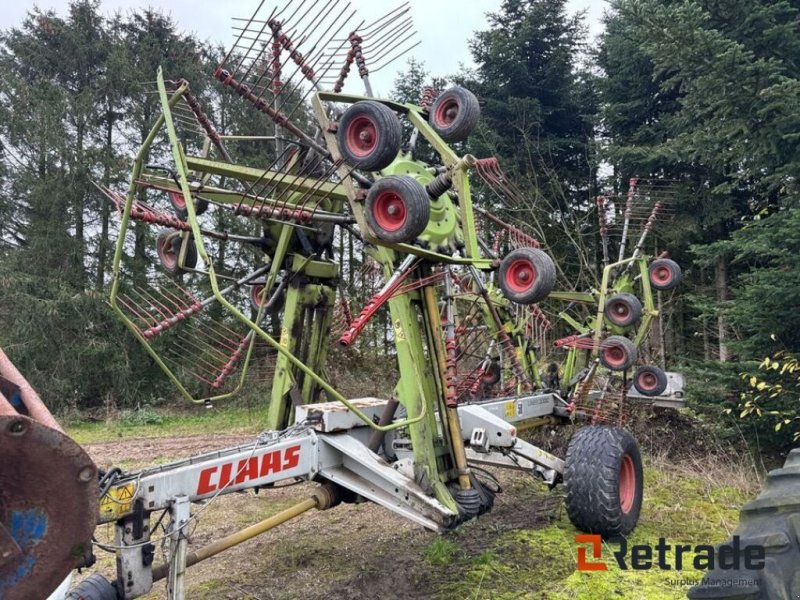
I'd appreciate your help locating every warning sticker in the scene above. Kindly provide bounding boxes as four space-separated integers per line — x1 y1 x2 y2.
504 401 515 418
99 483 136 520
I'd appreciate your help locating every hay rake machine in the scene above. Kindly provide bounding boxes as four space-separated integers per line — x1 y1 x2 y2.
2 2 686 598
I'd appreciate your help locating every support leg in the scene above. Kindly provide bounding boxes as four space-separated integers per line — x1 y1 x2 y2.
167 495 190 600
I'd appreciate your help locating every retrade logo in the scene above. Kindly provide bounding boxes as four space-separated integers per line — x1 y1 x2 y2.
575 535 766 571
576 534 608 571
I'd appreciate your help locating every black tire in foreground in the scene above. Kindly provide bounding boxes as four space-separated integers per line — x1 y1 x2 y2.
497 247 557 305
633 365 668 396
428 86 481 143
688 448 800 599
337 101 402 171
564 426 644 537
364 175 430 243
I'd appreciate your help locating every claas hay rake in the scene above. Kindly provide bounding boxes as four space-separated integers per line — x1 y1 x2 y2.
1 2 685 598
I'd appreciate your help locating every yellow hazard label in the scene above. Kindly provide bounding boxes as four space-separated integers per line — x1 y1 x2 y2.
505 401 516 418
394 320 406 342
280 327 289 347
99 483 136 520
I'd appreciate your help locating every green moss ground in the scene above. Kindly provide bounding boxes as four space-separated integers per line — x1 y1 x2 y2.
432 460 753 599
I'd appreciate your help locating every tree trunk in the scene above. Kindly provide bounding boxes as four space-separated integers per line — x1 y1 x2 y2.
133 218 148 287
95 112 114 290
715 254 729 362
73 121 86 288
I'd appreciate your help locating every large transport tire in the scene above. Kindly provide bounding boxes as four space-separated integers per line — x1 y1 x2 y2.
648 258 682 291
604 292 642 327
599 335 637 371
564 425 644 537
156 229 197 275
688 448 800 599
497 247 556 305
428 86 481 143
633 365 668 396
364 175 430 243
337 101 402 171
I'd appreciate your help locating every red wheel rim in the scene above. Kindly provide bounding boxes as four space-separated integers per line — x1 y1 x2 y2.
505 258 537 293
158 236 177 269
637 371 658 392
372 191 407 232
434 98 459 128
619 454 636 514
251 285 265 308
169 191 186 209
481 365 500 384
345 115 379 157
602 343 627 369
609 300 630 322
652 265 672 286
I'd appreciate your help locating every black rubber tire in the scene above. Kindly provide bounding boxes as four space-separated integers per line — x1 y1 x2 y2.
337 101 402 171
156 229 197 275
168 191 208 219
364 175 430 243
604 293 642 327
564 426 644 537
497 247 557 305
66 574 118 600
428 86 481 143
599 335 637 371
648 258 682 291
250 284 267 312
481 361 502 385
688 448 800 599
633 365 668 396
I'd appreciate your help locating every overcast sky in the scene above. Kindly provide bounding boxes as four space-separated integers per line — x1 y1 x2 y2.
0 1 607 95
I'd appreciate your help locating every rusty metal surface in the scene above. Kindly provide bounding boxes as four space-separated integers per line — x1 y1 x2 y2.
0 416 98 600
0 349 62 432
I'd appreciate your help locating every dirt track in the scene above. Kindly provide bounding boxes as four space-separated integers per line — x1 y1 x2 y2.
82 434 559 600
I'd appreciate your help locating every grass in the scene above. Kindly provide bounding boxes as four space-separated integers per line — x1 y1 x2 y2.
65 405 269 444
425 537 462 566
435 453 758 600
